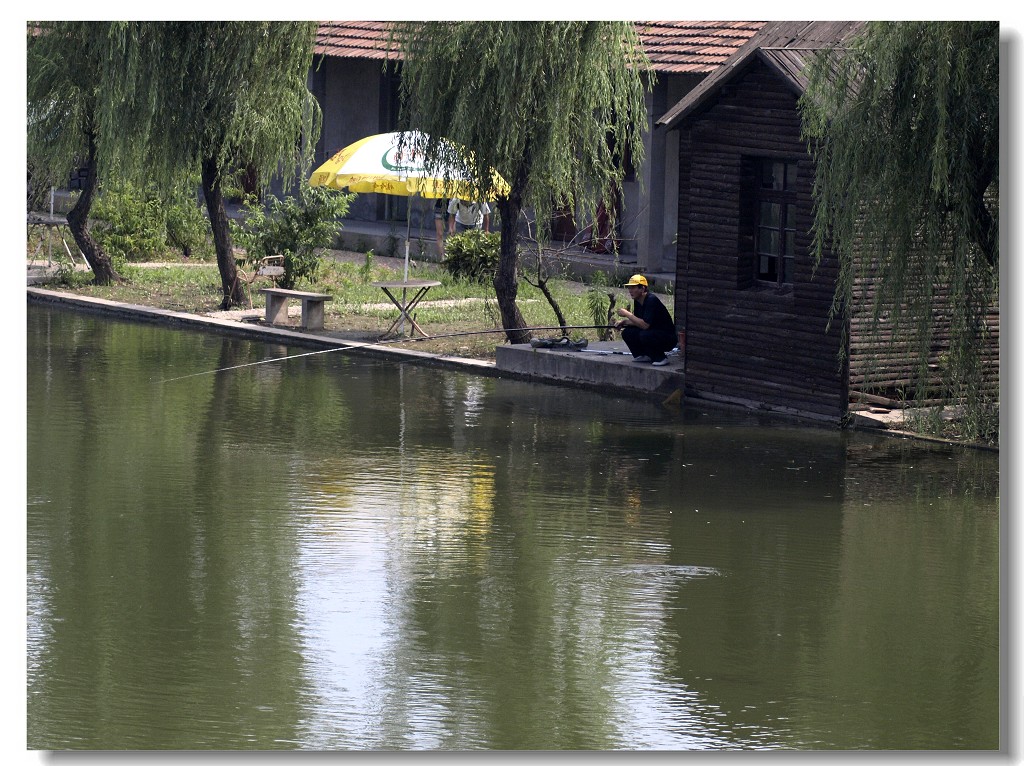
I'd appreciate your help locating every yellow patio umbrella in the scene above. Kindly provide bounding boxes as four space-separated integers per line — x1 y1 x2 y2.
310 131 509 279
310 130 509 198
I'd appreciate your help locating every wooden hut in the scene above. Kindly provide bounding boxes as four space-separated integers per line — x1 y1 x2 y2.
657 21 999 424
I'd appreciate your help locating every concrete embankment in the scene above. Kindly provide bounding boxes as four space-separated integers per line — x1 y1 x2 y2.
29 286 990 446
26 287 684 405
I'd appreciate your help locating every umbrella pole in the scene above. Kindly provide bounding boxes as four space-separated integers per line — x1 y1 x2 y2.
403 223 410 282
404 194 414 281
399 196 414 335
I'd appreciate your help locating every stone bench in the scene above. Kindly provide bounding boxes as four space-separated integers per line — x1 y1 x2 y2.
259 288 333 331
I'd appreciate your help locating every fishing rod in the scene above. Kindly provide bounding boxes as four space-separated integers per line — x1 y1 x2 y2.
160 324 619 383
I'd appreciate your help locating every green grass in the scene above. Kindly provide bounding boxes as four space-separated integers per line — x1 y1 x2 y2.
64 262 225 312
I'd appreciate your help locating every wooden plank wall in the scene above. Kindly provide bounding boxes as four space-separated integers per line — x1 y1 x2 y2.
675 61 848 422
848 277 1000 401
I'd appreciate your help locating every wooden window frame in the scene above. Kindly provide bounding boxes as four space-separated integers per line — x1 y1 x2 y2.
753 158 799 286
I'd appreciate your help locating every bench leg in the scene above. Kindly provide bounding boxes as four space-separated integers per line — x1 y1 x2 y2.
265 293 289 325
302 299 326 331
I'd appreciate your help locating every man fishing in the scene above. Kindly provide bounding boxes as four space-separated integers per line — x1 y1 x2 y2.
613 274 677 366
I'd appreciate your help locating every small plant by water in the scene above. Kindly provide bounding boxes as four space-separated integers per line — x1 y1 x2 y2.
585 271 617 341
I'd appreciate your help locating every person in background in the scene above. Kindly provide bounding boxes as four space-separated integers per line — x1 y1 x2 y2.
614 274 676 366
448 198 491 234
433 198 448 259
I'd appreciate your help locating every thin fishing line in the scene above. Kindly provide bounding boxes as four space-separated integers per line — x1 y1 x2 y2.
159 324 618 383
160 346 347 383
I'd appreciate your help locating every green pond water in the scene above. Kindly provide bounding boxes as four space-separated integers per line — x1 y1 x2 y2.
26 303 1000 750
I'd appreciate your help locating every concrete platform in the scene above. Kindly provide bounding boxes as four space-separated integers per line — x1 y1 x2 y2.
496 339 685 400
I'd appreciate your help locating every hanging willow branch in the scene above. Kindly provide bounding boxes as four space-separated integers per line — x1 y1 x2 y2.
389 22 650 343
799 21 999 439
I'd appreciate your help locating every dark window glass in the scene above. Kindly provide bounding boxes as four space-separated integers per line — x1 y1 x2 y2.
761 161 788 190
754 159 800 284
785 162 798 189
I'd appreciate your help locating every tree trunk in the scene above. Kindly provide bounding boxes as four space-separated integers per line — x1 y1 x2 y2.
201 155 244 310
494 196 531 344
65 130 121 285
531 265 568 332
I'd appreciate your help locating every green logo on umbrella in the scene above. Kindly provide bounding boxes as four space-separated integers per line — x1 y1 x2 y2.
381 147 421 173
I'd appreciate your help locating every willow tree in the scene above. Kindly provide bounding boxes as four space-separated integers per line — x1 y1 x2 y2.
27 22 127 284
104 22 321 308
393 22 649 343
800 21 999 436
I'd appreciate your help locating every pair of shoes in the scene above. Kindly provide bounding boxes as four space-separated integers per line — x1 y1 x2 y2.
633 355 652 363
651 358 670 367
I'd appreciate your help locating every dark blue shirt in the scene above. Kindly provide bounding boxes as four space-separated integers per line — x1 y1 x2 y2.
633 292 675 339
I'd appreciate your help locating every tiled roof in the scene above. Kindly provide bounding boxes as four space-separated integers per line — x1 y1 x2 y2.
634 21 765 73
314 21 398 60
314 21 765 71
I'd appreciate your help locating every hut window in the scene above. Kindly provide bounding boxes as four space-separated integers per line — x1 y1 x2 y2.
754 159 798 284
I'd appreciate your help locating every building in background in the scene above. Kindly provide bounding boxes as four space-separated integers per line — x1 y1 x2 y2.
309 21 765 272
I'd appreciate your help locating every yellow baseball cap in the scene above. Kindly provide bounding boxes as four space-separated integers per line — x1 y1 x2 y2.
623 274 648 287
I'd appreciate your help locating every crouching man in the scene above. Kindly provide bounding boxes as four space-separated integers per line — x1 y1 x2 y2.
614 274 676 366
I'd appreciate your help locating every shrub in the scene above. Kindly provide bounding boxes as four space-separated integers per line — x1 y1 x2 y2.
443 230 501 284
91 181 168 261
165 186 213 260
90 179 213 261
231 185 354 289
